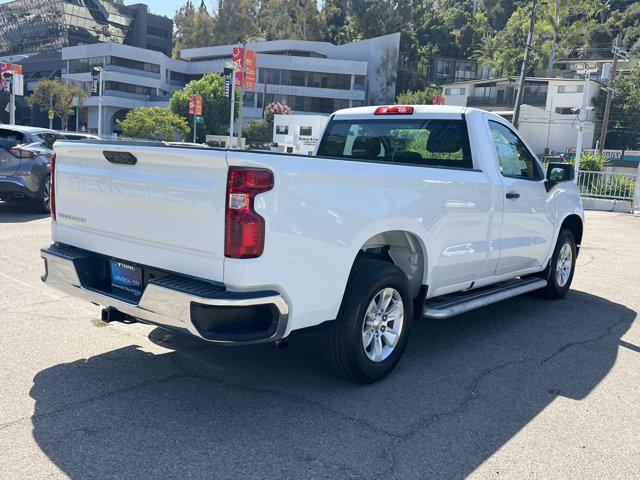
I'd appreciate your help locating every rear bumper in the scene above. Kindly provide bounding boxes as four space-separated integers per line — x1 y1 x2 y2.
40 244 289 345
0 177 37 199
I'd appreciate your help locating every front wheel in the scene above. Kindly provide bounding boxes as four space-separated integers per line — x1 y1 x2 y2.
321 259 413 383
538 229 577 299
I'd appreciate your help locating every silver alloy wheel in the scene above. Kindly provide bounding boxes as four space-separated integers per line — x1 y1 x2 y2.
555 243 573 287
43 178 50 210
361 287 405 363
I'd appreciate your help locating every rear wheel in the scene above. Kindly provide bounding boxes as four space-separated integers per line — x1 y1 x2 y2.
321 259 413 383
35 175 50 214
538 229 576 299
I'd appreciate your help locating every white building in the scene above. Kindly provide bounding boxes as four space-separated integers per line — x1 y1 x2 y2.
442 76 601 155
61 33 400 135
272 114 329 155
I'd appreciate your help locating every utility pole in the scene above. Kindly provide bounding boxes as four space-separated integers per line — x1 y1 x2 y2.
598 35 626 153
512 0 538 129
546 0 559 77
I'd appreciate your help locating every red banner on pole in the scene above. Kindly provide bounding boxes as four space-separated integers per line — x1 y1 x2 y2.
189 95 202 115
244 49 256 90
233 46 244 87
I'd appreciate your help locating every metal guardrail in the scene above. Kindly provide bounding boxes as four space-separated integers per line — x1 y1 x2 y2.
576 170 640 212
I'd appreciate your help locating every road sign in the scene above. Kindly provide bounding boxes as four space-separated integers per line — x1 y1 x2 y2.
189 95 202 115
195 115 204 124
48 109 54 120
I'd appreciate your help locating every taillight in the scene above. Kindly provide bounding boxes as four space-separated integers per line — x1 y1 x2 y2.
374 105 414 115
9 146 37 158
224 167 274 259
50 153 56 220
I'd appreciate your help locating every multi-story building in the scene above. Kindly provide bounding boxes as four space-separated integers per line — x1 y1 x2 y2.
442 76 602 155
60 34 401 135
0 0 172 126
0 0 172 56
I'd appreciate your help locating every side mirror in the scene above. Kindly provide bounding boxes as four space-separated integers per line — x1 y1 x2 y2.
545 162 574 191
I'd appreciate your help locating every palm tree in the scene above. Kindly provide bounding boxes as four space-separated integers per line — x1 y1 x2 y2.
472 36 503 77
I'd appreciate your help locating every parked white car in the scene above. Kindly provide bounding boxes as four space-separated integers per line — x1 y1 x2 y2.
41 106 583 383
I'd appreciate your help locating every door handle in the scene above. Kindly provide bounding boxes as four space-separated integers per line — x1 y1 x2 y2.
506 191 520 200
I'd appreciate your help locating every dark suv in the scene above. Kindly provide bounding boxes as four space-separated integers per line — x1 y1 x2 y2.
0 126 66 212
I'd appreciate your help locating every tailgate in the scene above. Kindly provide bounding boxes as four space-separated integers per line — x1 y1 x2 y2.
52 142 228 282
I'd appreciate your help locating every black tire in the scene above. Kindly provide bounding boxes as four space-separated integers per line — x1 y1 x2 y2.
321 259 413 383
537 229 576 299
34 175 51 214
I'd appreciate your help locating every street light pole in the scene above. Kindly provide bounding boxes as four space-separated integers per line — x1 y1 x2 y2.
228 62 236 148
97 69 103 137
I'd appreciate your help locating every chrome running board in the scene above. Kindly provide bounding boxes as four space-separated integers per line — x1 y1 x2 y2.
423 277 547 319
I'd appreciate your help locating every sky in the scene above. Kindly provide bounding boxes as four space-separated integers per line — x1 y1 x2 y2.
133 0 192 18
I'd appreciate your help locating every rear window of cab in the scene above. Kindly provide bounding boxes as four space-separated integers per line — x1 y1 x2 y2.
316 118 473 169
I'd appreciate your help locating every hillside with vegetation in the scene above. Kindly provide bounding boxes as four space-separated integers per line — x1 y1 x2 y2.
173 0 640 93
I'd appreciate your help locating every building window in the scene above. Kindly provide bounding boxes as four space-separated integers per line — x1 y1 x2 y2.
104 81 154 96
445 87 466 95
262 93 350 114
69 56 105 73
558 84 583 93
455 60 476 81
352 100 364 107
276 125 289 135
243 91 255 108
299 126 312 136
109 56 160 74
435 58 454 79
353 75 366 91
555 107 576 115
258 68 352 90
147 26 169 38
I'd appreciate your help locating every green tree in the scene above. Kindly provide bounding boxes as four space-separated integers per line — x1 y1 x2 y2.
243 119 272 143
214 0 261 44
258 0 323 41
27 79 87 130
320 0 348 43
593 63 640 149
117 107 190 141
396 86 442 105
169 73 239 142
173 0 215 57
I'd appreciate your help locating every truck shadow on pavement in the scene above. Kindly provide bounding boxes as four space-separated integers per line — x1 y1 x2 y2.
0 201 48 223
29 290 636 479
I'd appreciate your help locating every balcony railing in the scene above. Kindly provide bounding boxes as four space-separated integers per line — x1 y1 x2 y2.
467 93 547 108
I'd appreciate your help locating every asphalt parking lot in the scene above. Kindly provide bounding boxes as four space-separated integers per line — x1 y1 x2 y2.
1 201 639 479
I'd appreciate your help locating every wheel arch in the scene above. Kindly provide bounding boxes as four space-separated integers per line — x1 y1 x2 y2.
560 214 583 249
354 230 428 299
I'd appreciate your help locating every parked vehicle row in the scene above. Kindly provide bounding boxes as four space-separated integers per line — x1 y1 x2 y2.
40 105 583 382
0 126 98 211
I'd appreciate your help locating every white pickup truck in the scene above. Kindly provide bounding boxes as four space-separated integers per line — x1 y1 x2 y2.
41 105 583 383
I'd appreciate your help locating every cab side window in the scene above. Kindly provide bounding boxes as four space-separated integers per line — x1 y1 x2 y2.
489 121 542 180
